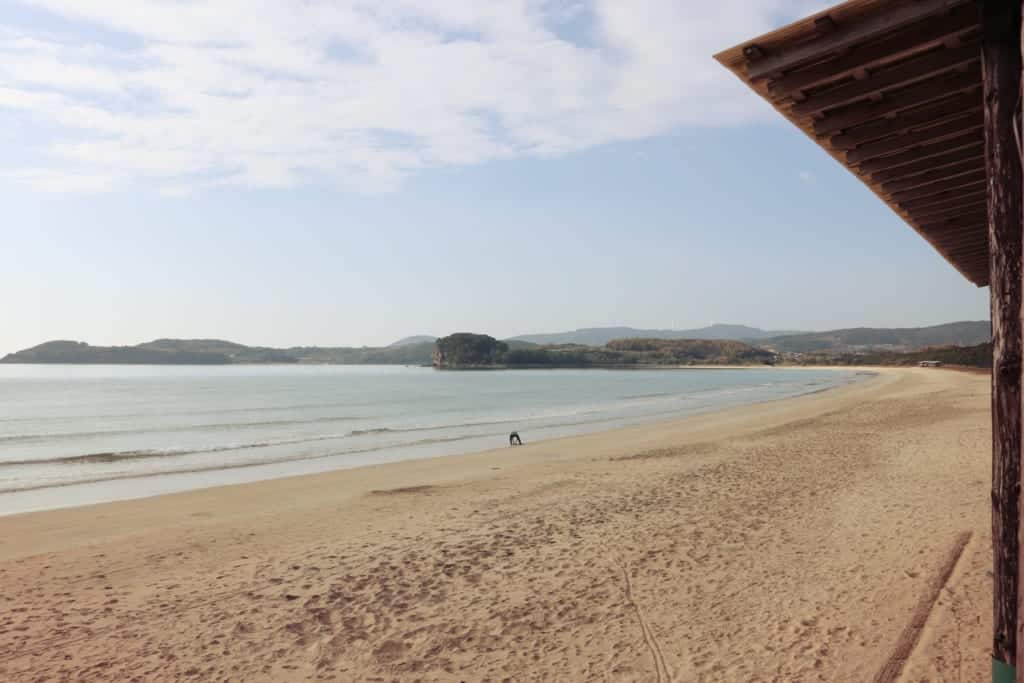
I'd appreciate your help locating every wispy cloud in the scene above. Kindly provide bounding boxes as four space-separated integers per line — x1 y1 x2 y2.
1 0 819 194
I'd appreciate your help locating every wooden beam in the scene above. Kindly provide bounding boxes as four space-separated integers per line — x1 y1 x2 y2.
936 242 991 259
859 137 983 174
768 4 980 98
899 187 987 212
813 68 979 136
746 0 967 80
982 0 1024 673
880 159 985 193
928 231 989 250
869 144 984 181
951 253 991 267
950 256 991 273
931 217 989 235
946 239 992 254
957 249 993 262
933 239 989 255
830 94 980 149
960 261 992 275
924 228 988 245
956 247 993 259
791 44 978 116
920 212 989 233
887 170 986 203
911 199 988 222
948 253 991 267
845 113 983 163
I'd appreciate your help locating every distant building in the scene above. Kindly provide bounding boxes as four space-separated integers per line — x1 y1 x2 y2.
918 360 943 368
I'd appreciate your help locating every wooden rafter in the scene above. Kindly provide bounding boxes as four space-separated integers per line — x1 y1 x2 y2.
744 0 970 80
767 4 979 97
791 43 978 115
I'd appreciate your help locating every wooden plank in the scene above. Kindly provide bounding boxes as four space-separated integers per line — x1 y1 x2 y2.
927 228 988 247
961 265 992 279
813 68 979 136
791 44 978 115
910 199 988 222
951 255 991 269
746 0 968 80
983 0 1024 671
938 246 990 262
959 262 991 275
932 221 989 236
880 158 985 193
869 144 983 181
954 254 992 268
845 114 983 163
768 5 980 97
899 187 986 212
859 137 983 174
920 212 989 232
886 169 986 202
950 256 991 272
830 95 980 149
935 242 990 258
925 226 988 243
933 240 990 256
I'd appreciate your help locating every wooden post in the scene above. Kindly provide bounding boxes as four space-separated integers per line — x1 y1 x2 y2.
983 0 1023 678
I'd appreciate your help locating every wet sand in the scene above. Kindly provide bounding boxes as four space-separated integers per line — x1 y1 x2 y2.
0 367 991 681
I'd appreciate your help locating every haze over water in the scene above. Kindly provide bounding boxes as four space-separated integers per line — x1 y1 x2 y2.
0 364 864 515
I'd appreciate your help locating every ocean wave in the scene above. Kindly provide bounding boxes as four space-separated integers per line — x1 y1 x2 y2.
348 427 393 436
0 431 355 467
0 432 485 494
0 414 365 444
619 392 674 400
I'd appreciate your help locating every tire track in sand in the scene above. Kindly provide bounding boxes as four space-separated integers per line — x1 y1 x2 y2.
873 531 973 683
618 560 671 682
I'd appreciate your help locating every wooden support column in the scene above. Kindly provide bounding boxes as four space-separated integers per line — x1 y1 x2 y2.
983 0 1023 678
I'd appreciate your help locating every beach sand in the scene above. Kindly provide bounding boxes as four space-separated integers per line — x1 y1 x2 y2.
0 367 992 681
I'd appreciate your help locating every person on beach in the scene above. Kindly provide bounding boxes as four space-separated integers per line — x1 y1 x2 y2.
509 431 522 447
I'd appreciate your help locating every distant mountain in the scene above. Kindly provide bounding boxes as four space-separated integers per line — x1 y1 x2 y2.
389 335 436 347
2 339 435 366
508 324 803 346
5 322 990 365
788 342 992 368
761 321 990 354
1 341 235 365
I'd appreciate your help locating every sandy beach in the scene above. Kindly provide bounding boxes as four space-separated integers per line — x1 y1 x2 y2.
0 367 992 681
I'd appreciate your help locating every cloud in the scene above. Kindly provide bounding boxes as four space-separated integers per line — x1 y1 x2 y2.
799 170 812 182
5 167 116 193
0 0 819 194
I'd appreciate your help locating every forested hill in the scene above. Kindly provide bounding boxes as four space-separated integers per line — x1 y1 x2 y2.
432 333 776 369
509 324 802 346
0 339 437 365
760 321 990 353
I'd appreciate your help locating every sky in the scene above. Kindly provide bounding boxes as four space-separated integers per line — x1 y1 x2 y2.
0 0 990 354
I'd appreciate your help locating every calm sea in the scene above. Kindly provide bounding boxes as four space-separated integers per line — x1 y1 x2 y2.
0 364 865 515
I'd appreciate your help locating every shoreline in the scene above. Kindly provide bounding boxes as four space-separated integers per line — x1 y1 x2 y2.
0 367 992 681
2 367 883 538
0 366 870 518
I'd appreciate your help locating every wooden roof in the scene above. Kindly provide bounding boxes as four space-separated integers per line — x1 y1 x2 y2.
715 0 989 286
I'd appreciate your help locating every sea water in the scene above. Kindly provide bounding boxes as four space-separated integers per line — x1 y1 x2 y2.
0 364 865 514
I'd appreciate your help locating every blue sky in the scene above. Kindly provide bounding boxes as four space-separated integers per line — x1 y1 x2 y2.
0 1 989 353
